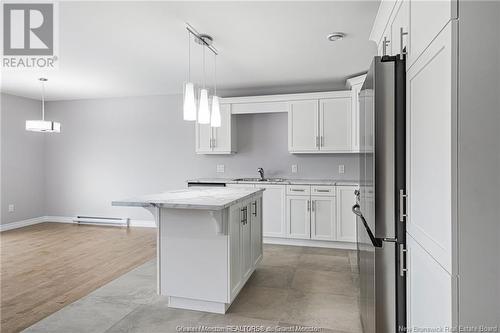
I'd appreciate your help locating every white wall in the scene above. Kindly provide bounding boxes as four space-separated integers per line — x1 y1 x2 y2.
42 94 359 221
1 94 46 224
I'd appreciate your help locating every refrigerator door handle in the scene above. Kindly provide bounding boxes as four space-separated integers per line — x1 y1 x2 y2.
352 203 383 248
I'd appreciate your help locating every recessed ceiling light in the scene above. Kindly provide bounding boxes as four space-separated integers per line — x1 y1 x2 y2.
327 32 345 42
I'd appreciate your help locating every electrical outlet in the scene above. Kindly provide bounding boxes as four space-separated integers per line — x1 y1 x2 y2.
216 164 225 173
291 164 298 173
8 204 15 213
338 164 345 174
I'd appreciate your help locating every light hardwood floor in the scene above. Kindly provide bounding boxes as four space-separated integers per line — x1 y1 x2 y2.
0 222 156 333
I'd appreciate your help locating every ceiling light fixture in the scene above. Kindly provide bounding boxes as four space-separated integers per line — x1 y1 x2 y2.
184 23 219 127
25 78 61 133
327 32 345 42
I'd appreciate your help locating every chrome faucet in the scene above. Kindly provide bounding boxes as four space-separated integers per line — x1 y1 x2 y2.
257 168 264 181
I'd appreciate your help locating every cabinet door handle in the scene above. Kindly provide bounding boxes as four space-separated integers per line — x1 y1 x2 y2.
382 36 390 56
320 136 324 147
399 244 408 277
400 27 408 60
213 138 216 148
312 200 315 212
252 201 257 216
315 136 319 148
241 207 248 224
307 200 310 211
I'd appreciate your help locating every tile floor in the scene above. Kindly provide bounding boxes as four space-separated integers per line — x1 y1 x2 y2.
24 245 361 333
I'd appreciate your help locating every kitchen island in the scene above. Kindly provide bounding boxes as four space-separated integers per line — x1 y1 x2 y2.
112 187 264 314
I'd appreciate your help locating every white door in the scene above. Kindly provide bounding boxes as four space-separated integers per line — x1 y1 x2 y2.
319 98 352 152
406 234 453 331
407 22 455 273
229 203 242 297
196 123 212 153
311 196 336 241
240 203 252 280
286 195 311 239
213 104 232 153
250 197 263 266
288 100 318 152
336 186 357 242
257 184 286 238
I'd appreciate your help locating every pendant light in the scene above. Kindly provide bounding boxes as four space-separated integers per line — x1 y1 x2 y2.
210 53 221 128
197 44 210 124
25 78 61 133
183 31 196 121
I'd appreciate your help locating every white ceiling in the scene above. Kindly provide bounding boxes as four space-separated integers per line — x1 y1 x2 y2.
1 1 379 101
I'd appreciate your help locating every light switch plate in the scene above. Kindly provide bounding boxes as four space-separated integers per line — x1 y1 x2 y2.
8 204 15 213
338 164 345 174
216 164 225 173
291 164 298 173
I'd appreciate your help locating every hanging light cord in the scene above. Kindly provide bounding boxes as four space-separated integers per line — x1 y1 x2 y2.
214 54 217 96
187 30 191 81
202 44 206 89
41 80 45 121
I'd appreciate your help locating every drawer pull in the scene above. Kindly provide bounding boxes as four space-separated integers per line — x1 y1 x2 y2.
315 189 330 193
291 189 305 192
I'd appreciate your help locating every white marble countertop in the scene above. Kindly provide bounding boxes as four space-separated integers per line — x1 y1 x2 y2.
187 178 358 186
112 187 264 211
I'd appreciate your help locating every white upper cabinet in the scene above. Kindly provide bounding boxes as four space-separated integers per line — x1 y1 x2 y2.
288 100 319 152
346 74 367 152
336 185 358 243
319 97 352 152
406 21 456 273
287 91 354 153
195 104 236 154
409 0 456 67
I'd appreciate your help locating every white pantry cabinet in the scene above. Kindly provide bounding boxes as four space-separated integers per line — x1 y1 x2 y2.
406 234 453 331
335 186 358 243
406 21 456 273
195 104 236 154
310 196 336 241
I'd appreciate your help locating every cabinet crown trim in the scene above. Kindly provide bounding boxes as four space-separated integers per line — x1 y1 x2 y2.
221 91 351 106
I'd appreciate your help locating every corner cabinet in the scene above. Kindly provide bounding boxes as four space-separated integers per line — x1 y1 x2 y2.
195 104 236 154
287 91 355 153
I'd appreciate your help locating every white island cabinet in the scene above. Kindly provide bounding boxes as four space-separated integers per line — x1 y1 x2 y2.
113 187 263 314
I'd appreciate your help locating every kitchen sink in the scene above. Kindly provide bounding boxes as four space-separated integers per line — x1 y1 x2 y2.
233 178 286 182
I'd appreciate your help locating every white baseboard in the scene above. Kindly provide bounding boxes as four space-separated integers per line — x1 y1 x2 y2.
0 216 47 232
263 236 357 250
1 216 156 232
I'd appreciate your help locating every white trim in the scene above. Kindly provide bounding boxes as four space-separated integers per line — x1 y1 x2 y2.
221 90 351 106
263 236 356 250
369 0 399 44
345 74 367 89
0 216 156 232
0 216 46 232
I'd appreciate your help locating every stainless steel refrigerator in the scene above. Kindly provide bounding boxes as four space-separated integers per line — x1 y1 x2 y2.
353 55 406 333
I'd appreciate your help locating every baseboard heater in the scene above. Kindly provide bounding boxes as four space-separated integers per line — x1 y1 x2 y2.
73 216 130 227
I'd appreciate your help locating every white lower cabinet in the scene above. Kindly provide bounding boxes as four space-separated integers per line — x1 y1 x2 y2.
406 234 453 331
286 195 311 239
311 196 336 240
229 197 263 300
256 184 286 238
336 185 357 242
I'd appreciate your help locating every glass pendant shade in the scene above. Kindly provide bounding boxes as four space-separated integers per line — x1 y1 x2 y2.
183 82 197 121
26 120 61 133
198 89 210 124
210 96 221 127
